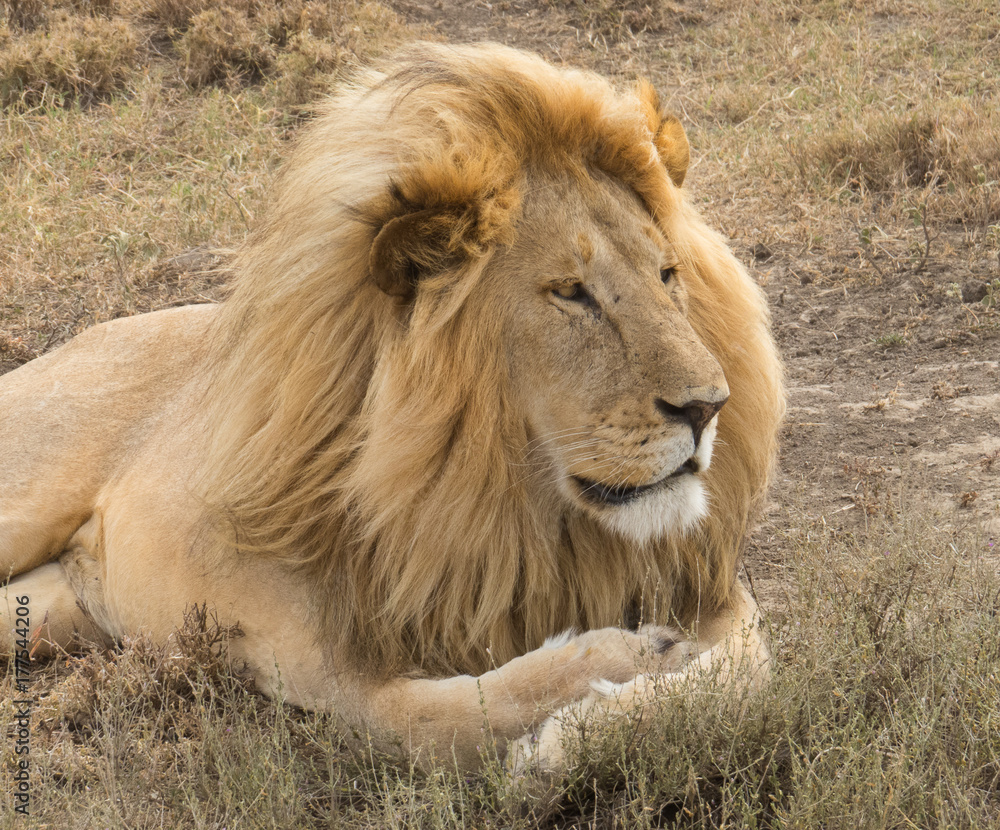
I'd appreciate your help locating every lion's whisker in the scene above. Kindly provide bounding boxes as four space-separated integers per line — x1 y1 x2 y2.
523 428 595 452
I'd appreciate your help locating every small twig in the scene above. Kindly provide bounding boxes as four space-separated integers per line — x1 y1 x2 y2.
221 178 252 232
911 173 941 273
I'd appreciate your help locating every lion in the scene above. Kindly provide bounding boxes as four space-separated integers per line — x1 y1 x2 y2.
0 43 784 773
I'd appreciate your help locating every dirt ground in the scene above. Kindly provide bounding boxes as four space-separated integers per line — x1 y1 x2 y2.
385 0 1000 608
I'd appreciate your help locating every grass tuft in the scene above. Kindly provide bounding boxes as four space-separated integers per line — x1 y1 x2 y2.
177 8 273 88
543 0 703 41
798 105 1000 223
3 0 49 30
0 13 138 108
135 0 225 32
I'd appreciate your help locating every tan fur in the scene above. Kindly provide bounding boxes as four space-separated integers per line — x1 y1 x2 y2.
0 43 784 772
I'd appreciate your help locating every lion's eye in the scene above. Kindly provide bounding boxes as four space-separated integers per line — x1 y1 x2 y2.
660 265 677 284
554 283 587 302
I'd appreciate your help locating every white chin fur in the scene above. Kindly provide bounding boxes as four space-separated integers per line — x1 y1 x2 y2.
590 415 718 545
596 474 709 544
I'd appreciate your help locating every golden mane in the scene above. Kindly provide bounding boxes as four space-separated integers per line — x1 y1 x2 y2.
200 43 785 677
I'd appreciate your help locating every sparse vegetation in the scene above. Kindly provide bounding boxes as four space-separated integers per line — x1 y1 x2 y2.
796 105 1000 235
0 14 138 108
2 0 999 826
984 279 1000 310
873 332 907 349
4 517 998 827
0 0 415 362
542 0 703 41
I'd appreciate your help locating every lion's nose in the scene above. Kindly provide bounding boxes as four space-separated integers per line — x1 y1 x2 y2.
654 392 728 445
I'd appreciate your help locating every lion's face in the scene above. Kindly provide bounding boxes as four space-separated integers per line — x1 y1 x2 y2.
497 175 729 544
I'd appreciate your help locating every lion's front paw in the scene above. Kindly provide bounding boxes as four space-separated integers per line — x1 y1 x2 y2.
638 624 699 672
570 624 693 682
506 704 581 779
507 673 676 779
505 729 541 779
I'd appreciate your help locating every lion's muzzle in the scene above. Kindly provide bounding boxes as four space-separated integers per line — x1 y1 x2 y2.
573 457 699 507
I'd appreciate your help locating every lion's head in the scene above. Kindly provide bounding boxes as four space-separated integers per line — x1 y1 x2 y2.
202 43 785 676
487 174 729 544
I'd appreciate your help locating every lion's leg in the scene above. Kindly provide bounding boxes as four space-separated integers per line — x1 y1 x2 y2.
0 516 72 583
0 555 112 659
509 582 768 775
1 511 116 658
356 625 694 771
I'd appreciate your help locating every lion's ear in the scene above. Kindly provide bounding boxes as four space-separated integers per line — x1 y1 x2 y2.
371 167 518 297
637 79 690 188
370 208 456 299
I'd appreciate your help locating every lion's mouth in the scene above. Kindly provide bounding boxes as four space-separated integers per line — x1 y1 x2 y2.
573 458 699 507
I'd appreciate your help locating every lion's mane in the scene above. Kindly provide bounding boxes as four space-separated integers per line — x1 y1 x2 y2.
200 44 785 677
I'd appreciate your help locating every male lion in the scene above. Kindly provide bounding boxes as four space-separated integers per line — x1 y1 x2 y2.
1 43 784 773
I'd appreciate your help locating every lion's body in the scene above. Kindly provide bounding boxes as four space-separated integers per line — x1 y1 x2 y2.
1 44 784 772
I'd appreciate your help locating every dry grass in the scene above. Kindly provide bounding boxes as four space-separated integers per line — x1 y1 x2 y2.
797 105 1000 225
177 8 274 87
0 0 414 110
0 0 415 365
0 81 276 356
0 14 138 108
3 516 997 828
542 0 704 41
